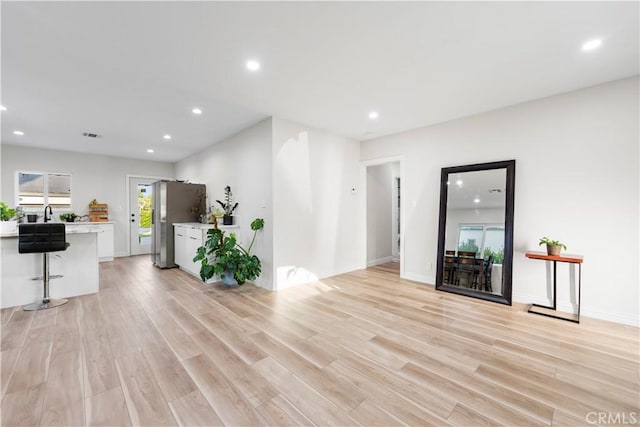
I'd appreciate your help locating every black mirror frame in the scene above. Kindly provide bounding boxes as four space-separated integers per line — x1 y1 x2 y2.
435 159 515 305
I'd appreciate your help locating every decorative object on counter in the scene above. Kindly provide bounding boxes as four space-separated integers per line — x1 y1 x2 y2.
27 214 39 223
216 186 238 225
203 207 224 225
194 218 264 287
59 212 78 222
212 207 224 221
88 199 109 222
538 236 567 256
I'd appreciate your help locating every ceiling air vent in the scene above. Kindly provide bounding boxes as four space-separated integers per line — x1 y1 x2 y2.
82 132 100 138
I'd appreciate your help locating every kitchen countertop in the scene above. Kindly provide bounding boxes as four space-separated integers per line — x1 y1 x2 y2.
0 221 111 238
1 228 99 238
66 221 115 225
173 222 239 229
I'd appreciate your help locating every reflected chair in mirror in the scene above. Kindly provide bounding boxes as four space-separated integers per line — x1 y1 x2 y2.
481 255 494 292
18 223 70 311
443 253 456 284
456 256 479 288
457 251 477 258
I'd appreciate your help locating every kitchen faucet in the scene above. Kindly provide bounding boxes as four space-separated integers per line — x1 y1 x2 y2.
43 205 53 223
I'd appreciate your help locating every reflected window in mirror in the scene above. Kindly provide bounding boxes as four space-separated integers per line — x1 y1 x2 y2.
436 160 515 305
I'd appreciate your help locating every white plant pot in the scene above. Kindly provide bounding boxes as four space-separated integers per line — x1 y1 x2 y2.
0 220 18 235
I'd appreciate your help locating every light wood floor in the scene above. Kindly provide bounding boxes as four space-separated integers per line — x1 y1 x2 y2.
1 258 638 426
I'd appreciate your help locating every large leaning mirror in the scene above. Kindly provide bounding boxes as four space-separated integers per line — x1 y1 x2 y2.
435 160 515 305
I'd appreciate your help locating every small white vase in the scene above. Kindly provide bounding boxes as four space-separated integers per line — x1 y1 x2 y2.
0 220 18 235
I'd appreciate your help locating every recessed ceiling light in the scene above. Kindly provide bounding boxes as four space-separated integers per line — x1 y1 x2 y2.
582 38 602 52
246 60 261 71
474 198 480 203
163 134 172 140
147 149 154 153
13 130 24 136
0 105 6 111
192 107 202 115
368 111 379 120
456 179 463 186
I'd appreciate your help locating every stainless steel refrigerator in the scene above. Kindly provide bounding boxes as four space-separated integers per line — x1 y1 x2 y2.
152 181 206 268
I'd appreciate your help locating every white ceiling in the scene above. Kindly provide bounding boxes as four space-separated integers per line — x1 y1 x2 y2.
2 2 638 162
447 168 506 210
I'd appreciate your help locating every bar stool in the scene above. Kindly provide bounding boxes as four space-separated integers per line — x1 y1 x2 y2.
18 223 70 311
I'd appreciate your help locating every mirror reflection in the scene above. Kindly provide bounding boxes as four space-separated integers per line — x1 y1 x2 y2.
436 160 515 305
442 169 506 295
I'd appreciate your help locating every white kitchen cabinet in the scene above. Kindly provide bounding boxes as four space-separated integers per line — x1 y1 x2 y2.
96 223 114 262
173 224 204 276
66 222 114 262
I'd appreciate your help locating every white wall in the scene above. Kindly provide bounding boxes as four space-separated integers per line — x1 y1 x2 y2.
367 163 394 266
0 145 174 257
361 77 639 326
174 118 274 290
272 118 362 290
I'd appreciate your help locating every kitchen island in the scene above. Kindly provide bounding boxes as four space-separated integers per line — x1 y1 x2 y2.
1 225 99 308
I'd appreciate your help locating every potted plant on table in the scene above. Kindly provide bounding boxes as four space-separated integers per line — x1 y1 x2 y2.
0 202 18 234
539 237 567 256
193 218 265 287
59 212 78 222
216 186 238 225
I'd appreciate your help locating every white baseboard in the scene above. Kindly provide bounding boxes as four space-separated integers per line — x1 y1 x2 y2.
513 292 639 327
254 277 273 291
401 271 433 286
367 256 393 267
579 307 639 327
114 251 128 258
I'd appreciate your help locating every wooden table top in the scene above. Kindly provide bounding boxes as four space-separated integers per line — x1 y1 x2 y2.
525 251 583 264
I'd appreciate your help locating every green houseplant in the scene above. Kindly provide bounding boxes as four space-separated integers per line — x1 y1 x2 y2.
193 218 265 286
216 186 238 225
539 236 567 256
0 202 16 221
0 202 18 234
59 212 78 222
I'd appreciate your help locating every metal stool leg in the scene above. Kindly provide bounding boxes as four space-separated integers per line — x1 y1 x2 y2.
23 253 68 311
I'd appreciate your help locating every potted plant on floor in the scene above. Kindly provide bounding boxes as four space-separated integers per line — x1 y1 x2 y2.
539 236 567 256
193 218 265 286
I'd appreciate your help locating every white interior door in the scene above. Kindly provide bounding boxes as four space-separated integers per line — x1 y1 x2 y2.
129 177 156 255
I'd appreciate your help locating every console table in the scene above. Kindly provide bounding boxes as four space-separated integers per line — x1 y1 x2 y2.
525 251 583 323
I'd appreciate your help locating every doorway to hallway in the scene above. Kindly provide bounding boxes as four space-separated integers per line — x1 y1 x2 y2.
364 159 402 276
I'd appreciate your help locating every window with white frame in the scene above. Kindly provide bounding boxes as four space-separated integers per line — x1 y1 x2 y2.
17 172 72 208
457 224 505 263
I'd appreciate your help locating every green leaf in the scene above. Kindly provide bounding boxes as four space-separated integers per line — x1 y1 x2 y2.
250 218 265 231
